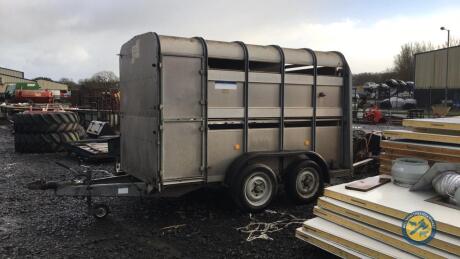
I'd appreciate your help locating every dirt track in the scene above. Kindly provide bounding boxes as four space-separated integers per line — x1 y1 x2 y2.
0 121 342 259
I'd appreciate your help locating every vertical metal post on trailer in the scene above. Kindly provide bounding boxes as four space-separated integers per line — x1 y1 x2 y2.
333 51 353 173
194 37 209 183
303 48 317 151
153 32 164 189
235 41 249 152
271 45 286 151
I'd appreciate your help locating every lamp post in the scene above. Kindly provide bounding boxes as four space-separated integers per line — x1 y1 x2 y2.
440 26 450 107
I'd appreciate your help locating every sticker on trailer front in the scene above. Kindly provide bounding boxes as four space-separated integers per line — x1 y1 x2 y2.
118 187 129 194
215 81 237 90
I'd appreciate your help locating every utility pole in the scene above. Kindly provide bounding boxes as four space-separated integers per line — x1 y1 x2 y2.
440 26 450 107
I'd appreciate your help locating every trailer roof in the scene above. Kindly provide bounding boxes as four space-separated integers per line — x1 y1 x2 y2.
157 34 344 67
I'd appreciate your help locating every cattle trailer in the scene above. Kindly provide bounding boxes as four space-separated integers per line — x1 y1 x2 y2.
30 33 352 217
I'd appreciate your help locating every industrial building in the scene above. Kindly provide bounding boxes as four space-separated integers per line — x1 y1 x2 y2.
414 45 460 109
0 66 68 98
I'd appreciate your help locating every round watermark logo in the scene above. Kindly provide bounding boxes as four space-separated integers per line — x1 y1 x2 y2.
401 211 436 245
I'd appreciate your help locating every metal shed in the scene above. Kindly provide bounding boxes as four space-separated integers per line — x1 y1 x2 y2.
414 45 460 107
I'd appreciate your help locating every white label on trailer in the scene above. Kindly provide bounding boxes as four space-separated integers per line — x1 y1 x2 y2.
118 187 129 194
215 81 237 90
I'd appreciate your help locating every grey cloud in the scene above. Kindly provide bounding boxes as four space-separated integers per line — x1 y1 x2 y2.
2 0 454 80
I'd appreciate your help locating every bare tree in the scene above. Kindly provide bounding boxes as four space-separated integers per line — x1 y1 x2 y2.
353 70 397 86
58 78 78 90
79 71 119 89
90 71 118 83
393 42 435 81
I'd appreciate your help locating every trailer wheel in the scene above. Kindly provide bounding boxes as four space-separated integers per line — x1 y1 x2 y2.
231 164 277 213
284 160 324 204
92 203 110 219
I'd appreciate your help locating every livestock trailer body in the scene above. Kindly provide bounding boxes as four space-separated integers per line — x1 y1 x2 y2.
29 32 352 217
119 33 352 210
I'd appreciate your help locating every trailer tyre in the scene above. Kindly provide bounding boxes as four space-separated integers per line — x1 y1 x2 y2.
14 131 80 153
230 164 277 213
92 203 110 219
284 160 324 204
13 112 80 133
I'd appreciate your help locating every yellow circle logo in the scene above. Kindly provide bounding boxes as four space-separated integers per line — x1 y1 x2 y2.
402 211 436 245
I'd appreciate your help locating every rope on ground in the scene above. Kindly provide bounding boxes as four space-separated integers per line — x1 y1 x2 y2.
236 209 306 242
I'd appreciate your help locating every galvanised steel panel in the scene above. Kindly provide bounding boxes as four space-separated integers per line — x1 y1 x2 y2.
248 108 280 117
285 84 312 107
316 86 341 108
284 127 312 150
119 33 159 184
162 56 202 119
249 83 279 107
163 122 202 180
315 51 343 67
157 34 343 68
248 128 279 152
285 74 314 85
283 48 314 65
317 76 343 86
208 70 244 82
207 40 244 60
207 129 243 182
316 126 340 168
248 72 281 83
159 35 202 56
208 108 244 118
284 108 313 117
316 108 342 117
207 81 243 108
247 44 281 63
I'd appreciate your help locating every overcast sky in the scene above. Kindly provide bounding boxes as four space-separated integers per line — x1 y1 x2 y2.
1 0 459 81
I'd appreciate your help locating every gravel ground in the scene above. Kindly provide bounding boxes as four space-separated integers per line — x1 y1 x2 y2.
0 120 358 259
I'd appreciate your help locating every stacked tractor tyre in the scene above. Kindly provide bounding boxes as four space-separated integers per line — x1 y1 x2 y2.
14 112 83 153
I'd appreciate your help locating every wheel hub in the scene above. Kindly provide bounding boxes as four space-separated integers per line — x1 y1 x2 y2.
244 172 273 207
296 169 319 198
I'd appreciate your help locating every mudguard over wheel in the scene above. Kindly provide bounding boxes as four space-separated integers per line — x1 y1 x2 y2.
284 160 324 204
14 112 79 133
230 163 277 213
14 132 80 153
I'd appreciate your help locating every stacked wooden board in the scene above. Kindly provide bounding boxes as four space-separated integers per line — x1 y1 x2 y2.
296 176 460 258
380 117 460 175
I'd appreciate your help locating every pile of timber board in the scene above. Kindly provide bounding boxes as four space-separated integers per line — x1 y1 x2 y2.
380 117 460 175
296 176 460 258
